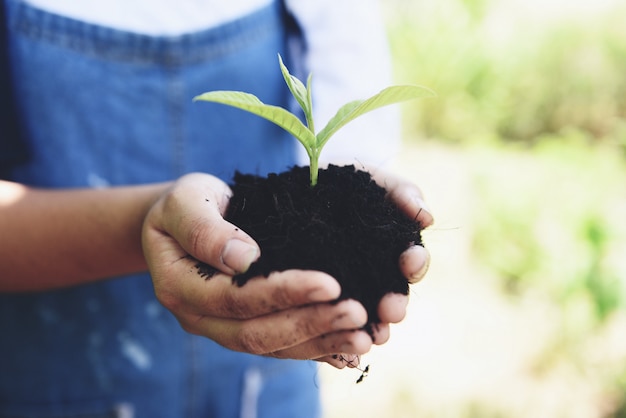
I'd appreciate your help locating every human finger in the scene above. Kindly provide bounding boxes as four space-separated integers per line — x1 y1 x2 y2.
152 256 342 320
377 292 409 324
154 173 260 275
399 244 431 284
185 299 369 355
270 330 373 361
385 182 434 228
370 169 434 228
318 354 362 369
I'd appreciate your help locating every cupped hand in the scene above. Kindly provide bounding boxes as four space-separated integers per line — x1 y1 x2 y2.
372 168 433 283
142 173 376 364
321 169 434 369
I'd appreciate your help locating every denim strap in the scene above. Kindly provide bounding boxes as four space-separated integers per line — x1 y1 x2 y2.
0 0 29 178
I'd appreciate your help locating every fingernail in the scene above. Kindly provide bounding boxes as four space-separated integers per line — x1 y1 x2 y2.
415 196 432 215
412 247 431 283
332 302 367 330
413 196 434 227
221 239 259 273
307 275 341 302
400 245 431 283
308 288 336 302
332 314 362 330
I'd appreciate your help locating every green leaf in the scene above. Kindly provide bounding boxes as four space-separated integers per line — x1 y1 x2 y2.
315 85 436 148
194 56 435 188
305 73 315 133
193 90 316 149
278 54 312 125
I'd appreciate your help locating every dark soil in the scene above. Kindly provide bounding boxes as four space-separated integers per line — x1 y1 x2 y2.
198 164 424 335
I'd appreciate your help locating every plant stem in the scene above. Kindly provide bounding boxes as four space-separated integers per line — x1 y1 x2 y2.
306 115 315 137
309 148 320 186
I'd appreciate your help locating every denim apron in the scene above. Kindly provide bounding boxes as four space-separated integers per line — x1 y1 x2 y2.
0 1 321 417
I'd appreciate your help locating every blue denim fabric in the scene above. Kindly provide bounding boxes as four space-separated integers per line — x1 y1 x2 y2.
0 0 29 176
0 1 320 417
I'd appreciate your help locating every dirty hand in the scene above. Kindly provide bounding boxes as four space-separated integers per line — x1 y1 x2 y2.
377 170 434 283
317 169 434 369
142 173 376 364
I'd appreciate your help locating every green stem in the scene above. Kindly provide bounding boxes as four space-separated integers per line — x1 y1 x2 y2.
309 148 320 187
305 114 315 136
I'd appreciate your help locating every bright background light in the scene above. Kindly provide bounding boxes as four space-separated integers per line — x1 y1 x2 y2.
321 0 626 416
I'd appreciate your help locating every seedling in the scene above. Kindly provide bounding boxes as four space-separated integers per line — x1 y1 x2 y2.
194 54 434 186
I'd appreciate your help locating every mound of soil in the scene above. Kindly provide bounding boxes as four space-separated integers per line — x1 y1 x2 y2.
199 164 424 334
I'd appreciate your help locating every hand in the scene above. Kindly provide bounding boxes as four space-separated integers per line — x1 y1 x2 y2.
373 168 433 282
142 173 376 364
323 169 434 370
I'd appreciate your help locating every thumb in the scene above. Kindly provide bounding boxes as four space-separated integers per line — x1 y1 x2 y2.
154 173 260 275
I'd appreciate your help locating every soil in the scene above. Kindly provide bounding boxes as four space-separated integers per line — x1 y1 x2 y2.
197 164 424 335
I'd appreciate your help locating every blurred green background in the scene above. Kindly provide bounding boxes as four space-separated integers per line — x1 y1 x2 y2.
321 0 626 416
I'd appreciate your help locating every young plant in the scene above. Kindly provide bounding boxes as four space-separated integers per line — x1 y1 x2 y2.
194 54 434 186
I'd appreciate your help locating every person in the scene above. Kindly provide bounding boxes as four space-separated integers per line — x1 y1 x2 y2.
0 0 433 417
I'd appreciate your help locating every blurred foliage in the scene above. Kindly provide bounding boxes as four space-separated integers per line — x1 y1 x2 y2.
382 1 626 415
385 0 626 325
466 136 626 416
470 135 626 324
385 0 626 147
